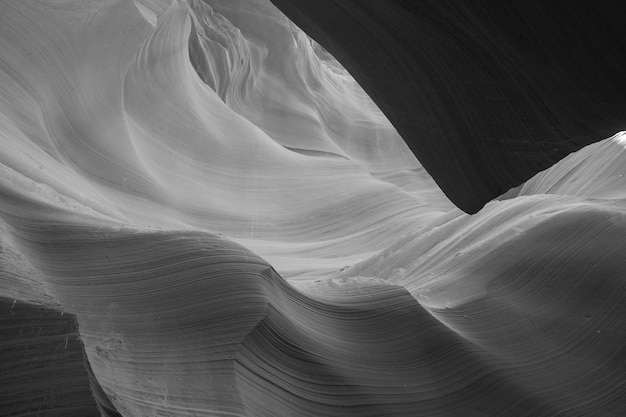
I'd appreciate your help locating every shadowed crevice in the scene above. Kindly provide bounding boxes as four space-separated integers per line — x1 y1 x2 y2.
0 297 101 416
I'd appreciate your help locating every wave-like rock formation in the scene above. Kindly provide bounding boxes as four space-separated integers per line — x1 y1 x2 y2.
0 0 624 416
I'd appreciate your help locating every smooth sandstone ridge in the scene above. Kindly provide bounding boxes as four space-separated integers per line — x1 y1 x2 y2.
0 1 625 416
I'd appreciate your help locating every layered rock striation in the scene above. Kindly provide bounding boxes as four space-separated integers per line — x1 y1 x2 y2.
0 1 624 416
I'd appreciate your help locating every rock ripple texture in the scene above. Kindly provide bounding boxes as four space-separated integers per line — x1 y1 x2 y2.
0 1 625 416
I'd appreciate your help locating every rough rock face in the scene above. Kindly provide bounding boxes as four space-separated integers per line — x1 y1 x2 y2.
0 1 625 416
269 0 626 213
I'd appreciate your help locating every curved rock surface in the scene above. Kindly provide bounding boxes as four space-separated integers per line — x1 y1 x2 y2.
0 1 625 416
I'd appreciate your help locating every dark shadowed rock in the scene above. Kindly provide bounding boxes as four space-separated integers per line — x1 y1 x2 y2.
0 298 101 416
269 0 626 212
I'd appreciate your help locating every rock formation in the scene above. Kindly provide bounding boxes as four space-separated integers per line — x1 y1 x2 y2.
0 1 624 416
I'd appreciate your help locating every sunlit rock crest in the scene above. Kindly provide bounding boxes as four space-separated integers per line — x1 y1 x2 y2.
0 0 624 416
